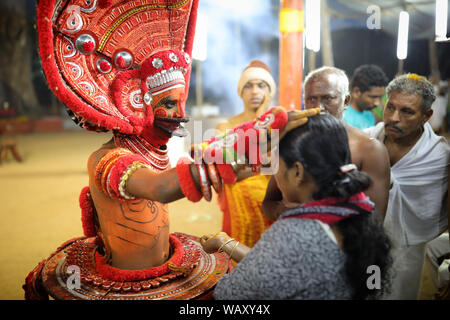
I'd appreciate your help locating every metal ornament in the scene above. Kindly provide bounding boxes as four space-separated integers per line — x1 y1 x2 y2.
75 33 96 55
169 52 179 62
114 51 133 70
152 58 163 69
144 91 153 105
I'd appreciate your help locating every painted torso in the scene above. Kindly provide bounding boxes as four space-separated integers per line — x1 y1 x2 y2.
87 141 170 270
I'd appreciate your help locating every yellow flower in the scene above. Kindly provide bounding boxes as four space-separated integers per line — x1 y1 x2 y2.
407 73 425 81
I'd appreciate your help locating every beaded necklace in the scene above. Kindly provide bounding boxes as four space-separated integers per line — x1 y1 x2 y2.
114 133 169 171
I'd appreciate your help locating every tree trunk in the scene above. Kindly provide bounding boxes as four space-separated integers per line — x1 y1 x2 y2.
0 1 41 118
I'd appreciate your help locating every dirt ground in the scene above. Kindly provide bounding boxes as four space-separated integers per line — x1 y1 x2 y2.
0 129 222 300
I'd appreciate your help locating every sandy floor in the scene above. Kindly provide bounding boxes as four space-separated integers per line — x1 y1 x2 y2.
0 129 223 300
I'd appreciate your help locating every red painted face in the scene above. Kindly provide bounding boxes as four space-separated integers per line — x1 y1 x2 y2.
138 49 191 146
151 86 188 136
140 85 189 146
152 86 186 119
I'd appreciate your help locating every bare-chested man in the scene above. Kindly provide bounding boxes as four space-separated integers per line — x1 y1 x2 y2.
263 66 391 222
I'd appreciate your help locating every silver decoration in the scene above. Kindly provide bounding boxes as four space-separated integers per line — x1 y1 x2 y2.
184 52 191 64
129 90 144 109
152 58 163 69
66 62 83 79
75 33 96 55
254 113 275 130
114 51 133 70
63 36 76 58
62 11 83 34
169 52 179 62
96 58 112 73
144 92 153 105
146 69 186 90
80 0 98 13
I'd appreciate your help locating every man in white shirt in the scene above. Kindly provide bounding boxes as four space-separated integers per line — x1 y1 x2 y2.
364 73 450 299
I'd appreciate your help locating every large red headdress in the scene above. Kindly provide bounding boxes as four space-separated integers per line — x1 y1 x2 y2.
37 0 199 137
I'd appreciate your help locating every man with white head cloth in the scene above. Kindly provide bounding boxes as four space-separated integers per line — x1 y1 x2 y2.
217 60 277 132
215 60 278 248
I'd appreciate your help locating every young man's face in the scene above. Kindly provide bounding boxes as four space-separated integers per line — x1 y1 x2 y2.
241 79 270 111
383 91 432 141
353 86 385 111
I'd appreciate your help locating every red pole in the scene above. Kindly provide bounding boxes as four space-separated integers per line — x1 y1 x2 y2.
279 0 304 111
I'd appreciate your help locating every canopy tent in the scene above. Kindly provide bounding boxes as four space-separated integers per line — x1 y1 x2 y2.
328 0 449 40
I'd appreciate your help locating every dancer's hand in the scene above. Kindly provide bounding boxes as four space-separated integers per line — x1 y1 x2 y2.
258 107 320 169
279 108 321 140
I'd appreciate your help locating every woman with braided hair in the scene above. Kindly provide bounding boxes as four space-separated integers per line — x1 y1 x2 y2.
201 114 392 300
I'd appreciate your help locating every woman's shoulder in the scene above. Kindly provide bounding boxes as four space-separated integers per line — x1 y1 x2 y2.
259 218 349 294
266 218 338 251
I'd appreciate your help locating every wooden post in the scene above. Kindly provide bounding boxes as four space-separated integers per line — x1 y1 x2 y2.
308 49 316 73
397 59 404 75
428 39 440 76
321 0 334 67
279 0 304 111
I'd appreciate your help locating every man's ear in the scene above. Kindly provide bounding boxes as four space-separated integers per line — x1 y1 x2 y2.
422 108 433 125
351 87 361 99
344 94 351 108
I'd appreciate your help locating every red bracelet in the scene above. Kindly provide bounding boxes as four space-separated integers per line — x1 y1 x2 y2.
176 157 203 202
216 164 237 185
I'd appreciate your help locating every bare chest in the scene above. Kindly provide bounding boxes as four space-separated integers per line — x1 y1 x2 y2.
384 141 411 166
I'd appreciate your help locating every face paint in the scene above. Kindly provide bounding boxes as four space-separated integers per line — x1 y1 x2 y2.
138 49 192 146
151 86 190 138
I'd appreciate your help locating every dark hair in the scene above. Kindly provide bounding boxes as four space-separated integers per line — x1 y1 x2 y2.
279 114 370 200
279 114 392 299
350 64 389 93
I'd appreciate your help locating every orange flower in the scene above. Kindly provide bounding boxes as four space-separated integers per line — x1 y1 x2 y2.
407 73 425 81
